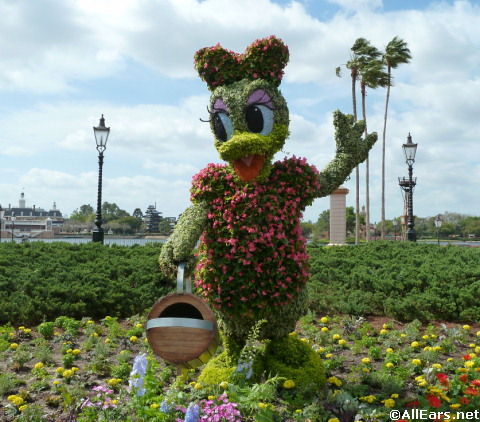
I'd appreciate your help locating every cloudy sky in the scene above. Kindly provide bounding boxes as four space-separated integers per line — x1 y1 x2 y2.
1 0 479 224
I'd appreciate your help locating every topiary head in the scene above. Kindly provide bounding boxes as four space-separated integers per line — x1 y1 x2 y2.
194 36 290 182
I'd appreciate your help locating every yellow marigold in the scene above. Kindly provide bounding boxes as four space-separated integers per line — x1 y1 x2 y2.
19 326 25 330
431 334 437 339
450 404 461 410
459 368 468 373
19 405 27 412
283 380 295 389
258 402 268 409
469 343 476 348
34 362 44 370
386 362 394 368
338 339 347 346
465 361 475 368
400 333 406 338
289 331 297 336
71 367 79 372
53 381 60 385
332 334 341 340
391 393 399 398
8 395 25 407
328 419 341 422
193 383 202 390
477 331 480 337
72 349 81 355
55 367 64 374
382 398 395 408
63 369 74 378
105 338 111 343
150 403 159 409
300 338 308 343
91 333 99 337
386 348 394 353
411 341 419 348
9 332 14 336
219 381 228 389
360 395 376 403
422 335 429 340
327 376 342 387
325 353 333 358
432 363 442 369
108 378 121 387
135 323 143 329
87 320 94 325
320 317 329 324
321 327 329 332
463 325 471 331
362 357 371 364
380 329 388 335
434 346 442 351
476 347 480 354
295 409 302 413
10 343 18 350
208 396 215 400
418 381 428 387
129 336 138 343
317 347 325 353
412 359 422 366
362 368 370 373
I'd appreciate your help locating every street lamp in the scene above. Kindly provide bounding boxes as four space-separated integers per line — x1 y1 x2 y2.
393 218 398 241
11 213 16 242
92 114 110 244
434 214 443 246
398 133 418 242
0 205 4 243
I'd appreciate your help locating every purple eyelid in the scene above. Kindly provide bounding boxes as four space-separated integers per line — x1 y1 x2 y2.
213 98 228 112
247 89 273 108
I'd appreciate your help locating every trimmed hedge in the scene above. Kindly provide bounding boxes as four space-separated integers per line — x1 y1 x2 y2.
0 242 174 325
307 241 480 322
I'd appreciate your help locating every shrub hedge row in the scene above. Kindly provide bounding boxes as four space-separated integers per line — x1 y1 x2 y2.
307 241 480 322
0 242 174 325
0 241 479 325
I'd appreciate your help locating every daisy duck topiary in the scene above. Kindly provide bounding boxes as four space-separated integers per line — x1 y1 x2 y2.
159 36 376 364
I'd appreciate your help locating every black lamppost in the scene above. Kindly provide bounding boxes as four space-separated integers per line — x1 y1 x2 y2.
398 133 418 242
393 218 398 241
92 114 110 244
11 214 15 242
434 214 443 246
0 205 4 243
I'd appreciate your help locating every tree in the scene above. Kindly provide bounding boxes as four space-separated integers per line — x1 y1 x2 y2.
69 204 95 222
300 221 314 238
380 37 412 239
101 202 130 223
354 39 387 242
336 45 362 244
313 210 330 239
158 218 173 236
133 208 143 219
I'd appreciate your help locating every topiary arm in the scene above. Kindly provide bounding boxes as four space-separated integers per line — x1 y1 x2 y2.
158 202 209 278
317 110 377 198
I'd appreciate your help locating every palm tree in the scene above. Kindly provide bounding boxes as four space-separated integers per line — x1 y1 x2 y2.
336 39 367 244
380 37 412 239
358 57 388 241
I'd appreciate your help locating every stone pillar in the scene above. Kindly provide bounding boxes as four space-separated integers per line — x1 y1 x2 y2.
329 186 349 245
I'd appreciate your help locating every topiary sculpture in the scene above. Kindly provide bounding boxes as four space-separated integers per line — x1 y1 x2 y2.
159 36 376 384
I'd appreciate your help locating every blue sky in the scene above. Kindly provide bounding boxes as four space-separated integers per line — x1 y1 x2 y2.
0 0 479 224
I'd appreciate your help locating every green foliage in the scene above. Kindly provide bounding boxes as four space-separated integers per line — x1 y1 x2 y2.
263 336 326 394
36 321 55 339
0 242 173 325
307 241 480 322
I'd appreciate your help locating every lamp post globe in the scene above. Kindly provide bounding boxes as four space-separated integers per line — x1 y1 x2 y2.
92 114 110 244
434 214 443 246
399 133 418 242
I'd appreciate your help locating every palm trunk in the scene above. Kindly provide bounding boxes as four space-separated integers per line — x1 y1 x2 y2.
351 70 360 245
381 67 392 240
361 81 370 242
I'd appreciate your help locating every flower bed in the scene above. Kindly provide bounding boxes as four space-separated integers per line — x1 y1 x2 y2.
1 313 479 421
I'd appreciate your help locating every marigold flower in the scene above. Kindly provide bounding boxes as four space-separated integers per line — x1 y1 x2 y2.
19 405 27 412
386 348 394 353
460 397 469 404
338 339 347 346
321 327 329 332
464 387 479 396
463 325 471 331
427 395 441 408
382 398 395 408
465 361 475 368
362 357 371 364
411 341 419 348
72 349 81 355
327 419 340 422
129 336 138 343
412 359 422 366
135 323 143 328
332 334 341 340
219 381 228 389
63 370 74 378
386 362 394 368
55 367 64 373
283 379 295 389
10 343 18 350
379 329 388 335
150 403 159 409
432 363 442 370
8 395 25 407
327 376 342 387
320 317 329 324
325 353 333 358
34 362 44 370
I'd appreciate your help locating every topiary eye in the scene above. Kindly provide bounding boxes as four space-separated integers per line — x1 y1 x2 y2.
213 112 234 142
245 104 273 135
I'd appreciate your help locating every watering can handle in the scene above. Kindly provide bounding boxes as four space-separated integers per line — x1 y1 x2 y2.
176 262 192 294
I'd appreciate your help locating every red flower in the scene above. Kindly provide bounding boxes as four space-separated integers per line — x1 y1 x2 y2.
460 397 470 404
437 373 448 381
471 379 480 387
407 400 420 408
463 354 472 360
460 374 469 382
464 387 479 396
427 395 442 408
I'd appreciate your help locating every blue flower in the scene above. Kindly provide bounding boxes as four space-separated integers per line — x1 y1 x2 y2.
128 353 148 397
184 402 200 422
